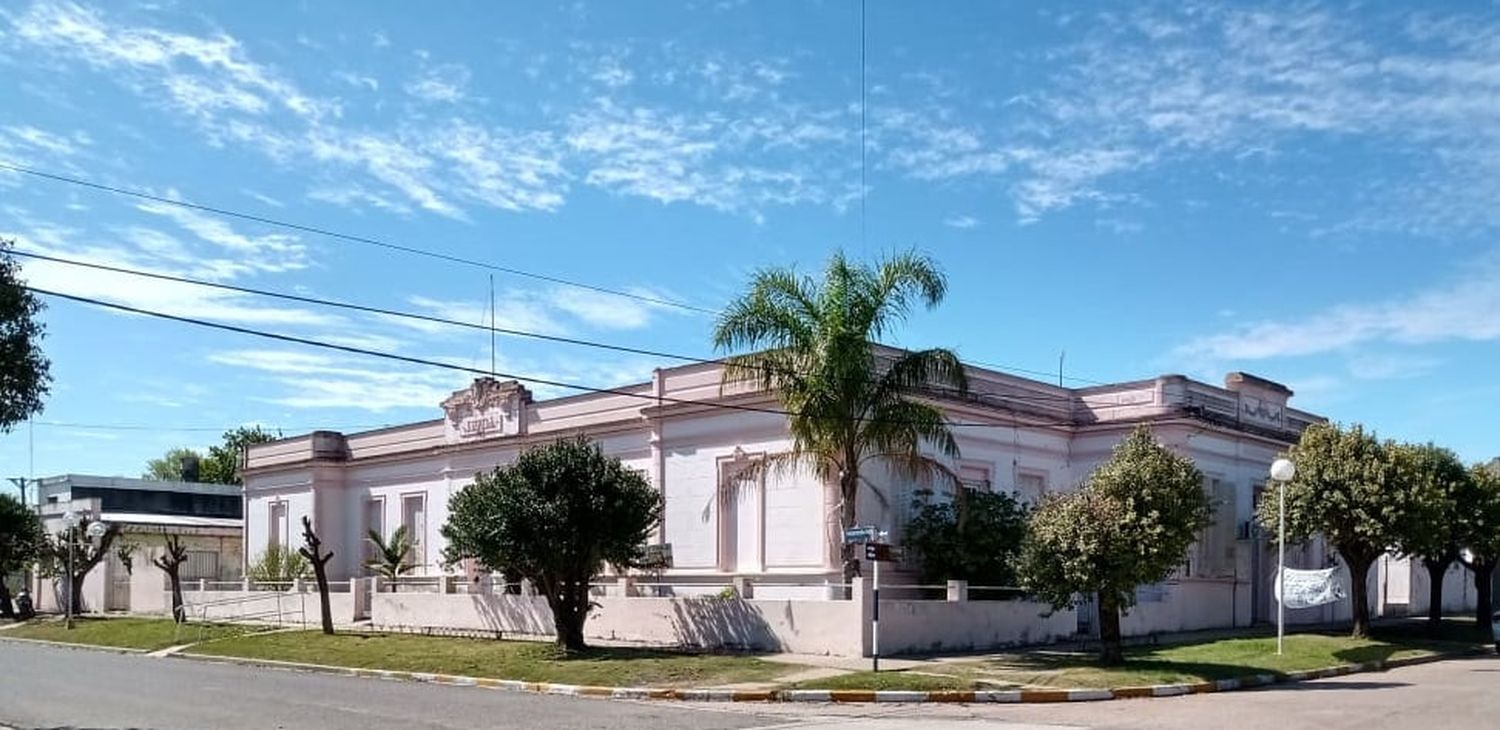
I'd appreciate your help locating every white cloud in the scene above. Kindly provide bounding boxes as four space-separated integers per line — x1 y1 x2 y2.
394 294 566 337
549 287 671 330
134 198 307 274
404 63 470 102
943 215 979 229
1174 253 1500 363
208 349 464 411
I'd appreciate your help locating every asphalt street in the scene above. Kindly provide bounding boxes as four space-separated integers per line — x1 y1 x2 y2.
2 640 1496 730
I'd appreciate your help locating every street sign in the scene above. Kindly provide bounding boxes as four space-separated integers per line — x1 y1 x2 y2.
864 543 901 562
843 525 878 544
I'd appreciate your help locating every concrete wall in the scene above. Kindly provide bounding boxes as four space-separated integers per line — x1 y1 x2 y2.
166 586 360 625
371 591 864 655
878 599 1076 655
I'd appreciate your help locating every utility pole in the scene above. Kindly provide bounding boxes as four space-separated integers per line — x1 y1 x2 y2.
6 476 26 503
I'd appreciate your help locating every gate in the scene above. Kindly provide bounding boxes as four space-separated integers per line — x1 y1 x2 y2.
106 553 131 612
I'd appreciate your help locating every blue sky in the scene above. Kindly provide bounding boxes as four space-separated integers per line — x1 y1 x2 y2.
2 0 1498 479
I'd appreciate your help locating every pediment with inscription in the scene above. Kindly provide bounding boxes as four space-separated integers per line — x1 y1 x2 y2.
441 378 531 443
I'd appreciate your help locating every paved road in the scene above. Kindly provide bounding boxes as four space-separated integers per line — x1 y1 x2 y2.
2 641 1496 730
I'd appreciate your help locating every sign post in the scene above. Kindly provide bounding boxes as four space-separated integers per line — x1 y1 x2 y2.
857 532 898 672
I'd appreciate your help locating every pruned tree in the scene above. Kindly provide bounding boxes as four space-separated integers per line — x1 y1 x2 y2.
152 534 190 623
0 238 51 433
298 516 335 635
1257 422 1404 638
40 516 121 614
441 437 662 651
905 489 1030 587
0 493 46 619
712 251 968 578
366 525 414 589
1019 426 1211 665
1459 462 1500 638
1389 442 1472 633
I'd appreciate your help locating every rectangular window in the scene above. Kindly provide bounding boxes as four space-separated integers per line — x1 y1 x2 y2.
401 494 426 569
1016 472 1046 503
268 502 288 549
364 498 384 563
958 463 992 493
182 551 220 581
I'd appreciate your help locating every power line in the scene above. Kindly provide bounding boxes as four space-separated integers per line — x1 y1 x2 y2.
30 286 1103 430
13 249 1092 406
1 160 1106 385
31 420 393 433
0 161 717 315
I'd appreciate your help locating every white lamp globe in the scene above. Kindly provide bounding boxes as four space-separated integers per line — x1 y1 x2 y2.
86 521 108 539
1270 458 1296 483
61 510 81 528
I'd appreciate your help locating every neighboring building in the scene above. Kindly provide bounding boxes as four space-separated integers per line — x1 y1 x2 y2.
245 356 1338 636
34 474 242 614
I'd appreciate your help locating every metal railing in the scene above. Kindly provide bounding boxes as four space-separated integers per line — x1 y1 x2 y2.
176 590 306 643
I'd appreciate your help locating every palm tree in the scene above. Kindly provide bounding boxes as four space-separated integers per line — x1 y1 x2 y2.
713 250 968 575
366 525 414 588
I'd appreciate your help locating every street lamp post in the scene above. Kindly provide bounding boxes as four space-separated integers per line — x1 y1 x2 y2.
59 511 107 630
61 510 80 629
1270 458 1296 656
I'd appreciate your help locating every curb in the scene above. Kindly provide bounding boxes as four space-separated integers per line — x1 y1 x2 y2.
0 634 150 655
169 646 1493 703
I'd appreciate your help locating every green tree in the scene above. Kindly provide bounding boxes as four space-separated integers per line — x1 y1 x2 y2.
441 437 662 651
366 525 415 587
0 493 46 618
1019 426 1211 665
905 489 1030 587
1388 442 1471 633
143 447 205 481
0 238 50 432
246 544 310 583
712 251 967 575
1458 462 1500 637
1257 422 1403 638
200 426 279 485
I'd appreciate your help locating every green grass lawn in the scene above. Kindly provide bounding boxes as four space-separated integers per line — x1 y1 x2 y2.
970 627 1479 689
797 624 1487 692
190 630 797 688
4 617 250 651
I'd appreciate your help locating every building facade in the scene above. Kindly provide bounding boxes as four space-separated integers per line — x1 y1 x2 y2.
244 359 1325 623
34 474 243 614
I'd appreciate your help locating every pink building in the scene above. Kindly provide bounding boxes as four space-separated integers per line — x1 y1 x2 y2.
243 359 1331 633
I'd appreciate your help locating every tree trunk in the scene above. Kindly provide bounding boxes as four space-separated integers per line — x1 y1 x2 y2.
546 578 589 652
1422 556 1452 633
310 560 334 635
1097 591 1124 666
1474 560 1496 642
70 571 87 615
0 573 13 619
168 571 185 624
1345 553 1376 638
840 469 860 583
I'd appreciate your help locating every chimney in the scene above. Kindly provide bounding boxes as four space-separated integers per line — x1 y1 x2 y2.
180 455 200 482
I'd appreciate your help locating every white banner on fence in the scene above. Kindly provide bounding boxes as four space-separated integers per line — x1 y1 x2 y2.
1273 567 1346 609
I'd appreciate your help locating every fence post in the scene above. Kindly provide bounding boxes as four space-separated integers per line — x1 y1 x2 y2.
438 575 453 595
614 575 635 598
732 576 754 600
241 577 251 592
521 578 536 597
370 575 383 594
198 578 208 593
947 580 968 602
290 577 303 593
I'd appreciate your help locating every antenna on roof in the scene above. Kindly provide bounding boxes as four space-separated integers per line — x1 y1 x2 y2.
1058 350 1065 388
489 274 497 376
